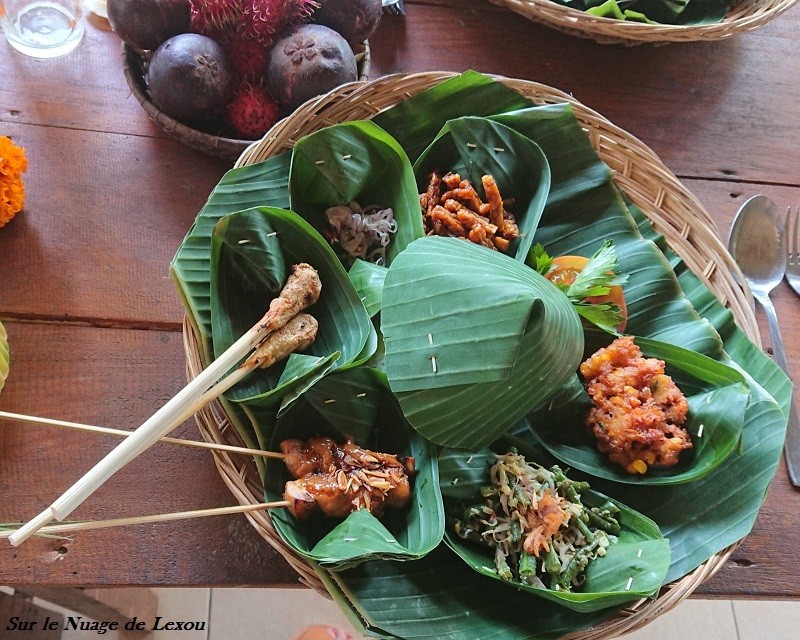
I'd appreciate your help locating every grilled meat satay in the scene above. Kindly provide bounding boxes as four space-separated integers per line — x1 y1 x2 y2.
259 263 322 332
244 313 318 370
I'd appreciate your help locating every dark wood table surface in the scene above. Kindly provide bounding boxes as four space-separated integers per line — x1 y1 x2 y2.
1 1 799 597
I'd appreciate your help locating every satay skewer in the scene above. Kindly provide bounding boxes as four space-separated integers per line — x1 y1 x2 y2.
0 501 292 540
0 410 286 460
9 265 321 547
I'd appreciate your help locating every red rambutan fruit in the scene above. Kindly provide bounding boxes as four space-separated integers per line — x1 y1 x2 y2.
189 0 240 39
239 0 317 44
226 82 282 139
223 36 270 80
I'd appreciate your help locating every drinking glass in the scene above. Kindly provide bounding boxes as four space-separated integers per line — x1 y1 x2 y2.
0 0 84 58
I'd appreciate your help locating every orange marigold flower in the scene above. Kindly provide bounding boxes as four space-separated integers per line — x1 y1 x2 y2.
0 135 28 228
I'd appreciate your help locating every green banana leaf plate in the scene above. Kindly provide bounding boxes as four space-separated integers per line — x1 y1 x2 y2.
263 367 444 570
171 71 790 639
528 334 750 485
438 444 671 613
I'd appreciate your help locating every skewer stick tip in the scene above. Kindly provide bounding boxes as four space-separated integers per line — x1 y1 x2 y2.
8 508 57 546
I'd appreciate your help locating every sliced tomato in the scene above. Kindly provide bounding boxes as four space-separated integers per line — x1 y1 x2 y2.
544 255 628 332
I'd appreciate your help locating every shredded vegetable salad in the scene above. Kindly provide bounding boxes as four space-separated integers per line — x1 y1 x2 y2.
324 202 398 264
454 450 619 591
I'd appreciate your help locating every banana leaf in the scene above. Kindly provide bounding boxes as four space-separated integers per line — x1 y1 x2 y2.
171 154 292 464
381 236 584 448
438 446 670 613
288 120 424 267
347 260 387 318
210 207 375 408
528 335 749 485
171 155 291 365
413 117 551 262
300 74 789 640
0 321 8 394
263 366 444 569
372 70 534 163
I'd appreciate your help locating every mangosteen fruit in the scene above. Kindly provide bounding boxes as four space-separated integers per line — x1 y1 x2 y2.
266 24 358 112
311 0 382 44
107 0 191 51
147 34 234 124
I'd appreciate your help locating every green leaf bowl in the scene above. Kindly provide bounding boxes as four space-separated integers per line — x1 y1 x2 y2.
210 207 376 408
289 120 424 267
528 335 751 485
438 446 671 613
263 367 444 569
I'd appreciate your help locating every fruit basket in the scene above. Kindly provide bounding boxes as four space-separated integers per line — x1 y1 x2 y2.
173 71 788 638
486 0 799 45
122 42 371 162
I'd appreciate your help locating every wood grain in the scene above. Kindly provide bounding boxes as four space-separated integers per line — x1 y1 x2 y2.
1 0 799 599
0 322 298 587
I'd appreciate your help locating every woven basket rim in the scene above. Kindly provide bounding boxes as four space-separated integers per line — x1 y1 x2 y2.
122 39 372 161
487 0 799 44
183 72 761 639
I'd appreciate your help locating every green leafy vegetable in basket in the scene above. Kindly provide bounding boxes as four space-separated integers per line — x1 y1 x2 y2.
263 366 444 569
439 444 670 612
210 207 376 411
549 0 733 25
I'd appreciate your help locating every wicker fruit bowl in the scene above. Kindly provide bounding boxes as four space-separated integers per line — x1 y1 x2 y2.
178 72 783 639
487 0 798 45
122 42 371 162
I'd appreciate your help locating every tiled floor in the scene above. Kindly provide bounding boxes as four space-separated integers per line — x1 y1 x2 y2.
23 588 800 639
7 587 800 639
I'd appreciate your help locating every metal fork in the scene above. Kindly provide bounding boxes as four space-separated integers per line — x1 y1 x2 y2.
786 205 800 297
382 0 406 15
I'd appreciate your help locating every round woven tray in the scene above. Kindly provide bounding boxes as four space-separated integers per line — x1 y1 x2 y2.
184 72 760 638
487 0 798 45
122 41 371 162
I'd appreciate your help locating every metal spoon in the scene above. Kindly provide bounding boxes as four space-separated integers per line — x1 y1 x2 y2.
728 195 800 487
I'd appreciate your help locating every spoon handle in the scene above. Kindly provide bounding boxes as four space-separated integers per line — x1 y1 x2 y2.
754 292 800 488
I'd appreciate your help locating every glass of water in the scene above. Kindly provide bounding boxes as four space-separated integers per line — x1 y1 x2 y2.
0 0 84 58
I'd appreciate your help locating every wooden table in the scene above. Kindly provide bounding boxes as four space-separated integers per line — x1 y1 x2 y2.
0 1 798 598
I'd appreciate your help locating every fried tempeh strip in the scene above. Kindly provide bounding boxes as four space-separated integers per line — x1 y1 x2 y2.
431 205 467 236
482 175 506 232
422 170 443 217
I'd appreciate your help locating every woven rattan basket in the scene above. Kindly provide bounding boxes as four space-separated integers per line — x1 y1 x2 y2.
122 41 371 162
487 0 798 45
183 72 760 638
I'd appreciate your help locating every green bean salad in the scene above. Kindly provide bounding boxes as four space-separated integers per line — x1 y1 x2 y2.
453 450 620 591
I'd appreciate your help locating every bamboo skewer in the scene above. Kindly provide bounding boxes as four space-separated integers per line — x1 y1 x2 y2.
0 410 285 459
9 264 321 547
0 501 291 539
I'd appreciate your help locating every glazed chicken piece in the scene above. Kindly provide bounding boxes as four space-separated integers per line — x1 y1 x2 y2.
580 336 691 475
280 437 340 479
280 437 415 520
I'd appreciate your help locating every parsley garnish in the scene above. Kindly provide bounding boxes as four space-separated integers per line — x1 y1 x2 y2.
535 241 629 334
